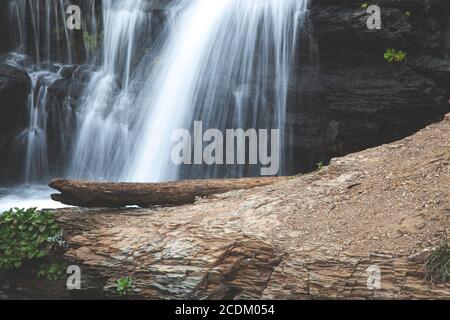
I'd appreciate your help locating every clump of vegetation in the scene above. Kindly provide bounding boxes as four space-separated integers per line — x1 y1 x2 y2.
37 262 67 281
117 277 134 296
316 161 324 171
83 31 103 50
0 208 63 269
425 243 450 285
361 3 369 9
384 48 408 63
405 11 411 17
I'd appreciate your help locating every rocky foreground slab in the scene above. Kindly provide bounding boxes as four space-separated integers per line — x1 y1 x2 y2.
9 113 448 300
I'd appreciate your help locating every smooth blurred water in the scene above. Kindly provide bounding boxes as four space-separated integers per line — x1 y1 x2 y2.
67 0 310 182
0 186 68 212
4 0 311 189
68 0 146 181
7 0 98 184
128 0 309 182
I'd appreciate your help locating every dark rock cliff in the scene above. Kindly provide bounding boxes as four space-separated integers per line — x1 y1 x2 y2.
0 64 30 182
0 2 12 54
45 65 94 176
286 0 450 172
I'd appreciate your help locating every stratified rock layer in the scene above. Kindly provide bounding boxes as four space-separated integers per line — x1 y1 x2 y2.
50 113 450 300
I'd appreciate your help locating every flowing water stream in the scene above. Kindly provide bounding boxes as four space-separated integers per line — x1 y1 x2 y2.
0 0 310 209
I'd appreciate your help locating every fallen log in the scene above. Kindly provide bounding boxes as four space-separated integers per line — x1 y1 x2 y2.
49 177 286 208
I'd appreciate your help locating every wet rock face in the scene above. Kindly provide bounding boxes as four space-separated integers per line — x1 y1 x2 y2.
286 0 450 172
311 0 449 48
45 65 94 176
0 2 12 54
0 64 30 133
0 64 30 183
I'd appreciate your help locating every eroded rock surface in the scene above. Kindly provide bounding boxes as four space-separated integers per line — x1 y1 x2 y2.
51 114 450 299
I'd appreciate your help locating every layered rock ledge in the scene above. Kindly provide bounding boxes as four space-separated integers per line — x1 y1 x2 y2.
17 113 446 300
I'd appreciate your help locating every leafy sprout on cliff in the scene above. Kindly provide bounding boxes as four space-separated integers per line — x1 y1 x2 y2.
83 31 103 50
384 48 408 63
316 161 324 171
117 276 134 296
361 3 369 9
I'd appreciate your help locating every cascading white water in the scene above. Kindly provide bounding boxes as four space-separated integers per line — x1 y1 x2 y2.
127 0 309 182
6 0 98 183
68 0 145 180
9 0 75 65
68 0 309 183
6 54 61 184
1 0 99 209
2 51 64 207
21 71 56 183
3 0 309 189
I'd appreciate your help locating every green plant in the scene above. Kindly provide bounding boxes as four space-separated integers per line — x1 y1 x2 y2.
425 243 450 285
361 3 369 9
316 161 324 171
37 262 67 281
117 277 134 296
0 208 62 269
405 11 411 17
384 48 408 63
83 31 103 50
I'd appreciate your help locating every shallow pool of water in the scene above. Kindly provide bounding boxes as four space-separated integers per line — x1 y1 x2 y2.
0 185 69 212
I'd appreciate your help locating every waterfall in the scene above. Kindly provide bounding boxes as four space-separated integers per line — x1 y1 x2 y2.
8 0 100 65
127 0 309 182
21 71 57 183
69 0 310 182
9 0 74 65
6 0 98 183
3 0 310 186
68 0 146 180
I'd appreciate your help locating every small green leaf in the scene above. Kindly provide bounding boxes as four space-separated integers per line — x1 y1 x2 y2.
384 48 407 63
36 250 46 258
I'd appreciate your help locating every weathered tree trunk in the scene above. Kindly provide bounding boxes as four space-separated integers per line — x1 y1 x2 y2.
49 177 286 208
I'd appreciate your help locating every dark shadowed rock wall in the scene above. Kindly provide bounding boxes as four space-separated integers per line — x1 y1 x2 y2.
0 1 12 54
0 64 30 182
286 0 450 172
